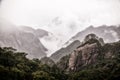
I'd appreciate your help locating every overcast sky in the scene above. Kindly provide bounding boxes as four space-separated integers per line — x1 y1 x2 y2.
0 0 120 37
0 0 120 39
0 0 120 28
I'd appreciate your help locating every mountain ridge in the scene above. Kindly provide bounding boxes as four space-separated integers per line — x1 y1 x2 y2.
0 19 48 58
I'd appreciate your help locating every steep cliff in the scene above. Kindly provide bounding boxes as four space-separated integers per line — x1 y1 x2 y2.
68 34 103 71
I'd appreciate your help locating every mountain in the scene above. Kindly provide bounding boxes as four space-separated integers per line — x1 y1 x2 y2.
0 19 48 58
68 25 120 43
0 33 120 80
20 26 65 56
57 33 120 72
50 25 120 62
20 26 49 38
50 40 80 62
68 34 103 71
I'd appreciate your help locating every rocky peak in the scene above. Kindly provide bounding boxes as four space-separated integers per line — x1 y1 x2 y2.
68 34 103 71
70 25 120 43
82 33 104 46
84 33 98 42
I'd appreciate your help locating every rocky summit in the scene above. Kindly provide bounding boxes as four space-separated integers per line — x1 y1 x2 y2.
68 34 103 71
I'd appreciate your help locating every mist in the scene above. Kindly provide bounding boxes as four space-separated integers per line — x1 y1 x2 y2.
0 0 120 27
0 0 120 56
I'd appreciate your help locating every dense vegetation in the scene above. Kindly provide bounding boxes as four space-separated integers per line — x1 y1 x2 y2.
0 41 120 80
69 51 120 80
69 41 120 80
0 47 67 80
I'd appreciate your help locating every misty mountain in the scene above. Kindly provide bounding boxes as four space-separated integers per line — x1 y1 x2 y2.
0 19 48 58
19 26 61 55
69 25 120 43
20 26 48 38
57 33 120 72
50 25 120 62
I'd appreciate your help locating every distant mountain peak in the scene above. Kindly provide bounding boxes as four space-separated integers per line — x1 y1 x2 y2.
70 25 120 43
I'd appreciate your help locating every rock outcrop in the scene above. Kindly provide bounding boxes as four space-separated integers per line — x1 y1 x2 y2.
69 43 100 71
68 34 103 71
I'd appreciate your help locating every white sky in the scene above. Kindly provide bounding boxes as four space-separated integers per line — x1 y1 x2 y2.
1 0 120 39
0 0 120 28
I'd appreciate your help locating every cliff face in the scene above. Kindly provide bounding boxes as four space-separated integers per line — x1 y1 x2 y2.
69 43 101 71
68 34 103 71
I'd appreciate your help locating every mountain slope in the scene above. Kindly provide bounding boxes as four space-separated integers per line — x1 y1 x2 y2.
69 25 120 43
0 19 48 58
56 33 120 72
50 40 80 62
20 26 49 38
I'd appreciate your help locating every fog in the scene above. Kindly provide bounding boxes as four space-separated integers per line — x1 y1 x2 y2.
0 0 120 55
1 0 120 37
0 0 120 27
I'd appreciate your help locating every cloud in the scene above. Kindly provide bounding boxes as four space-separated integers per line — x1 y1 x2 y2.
1 0 120 39
0 0 120 27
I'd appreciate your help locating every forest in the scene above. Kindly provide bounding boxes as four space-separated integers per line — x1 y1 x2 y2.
0 43 120 80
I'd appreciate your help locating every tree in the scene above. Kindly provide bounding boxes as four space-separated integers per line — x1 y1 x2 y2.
32 71 56 80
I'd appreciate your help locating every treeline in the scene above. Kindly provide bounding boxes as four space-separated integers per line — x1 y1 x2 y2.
0 46 120 80
0 47 67 80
